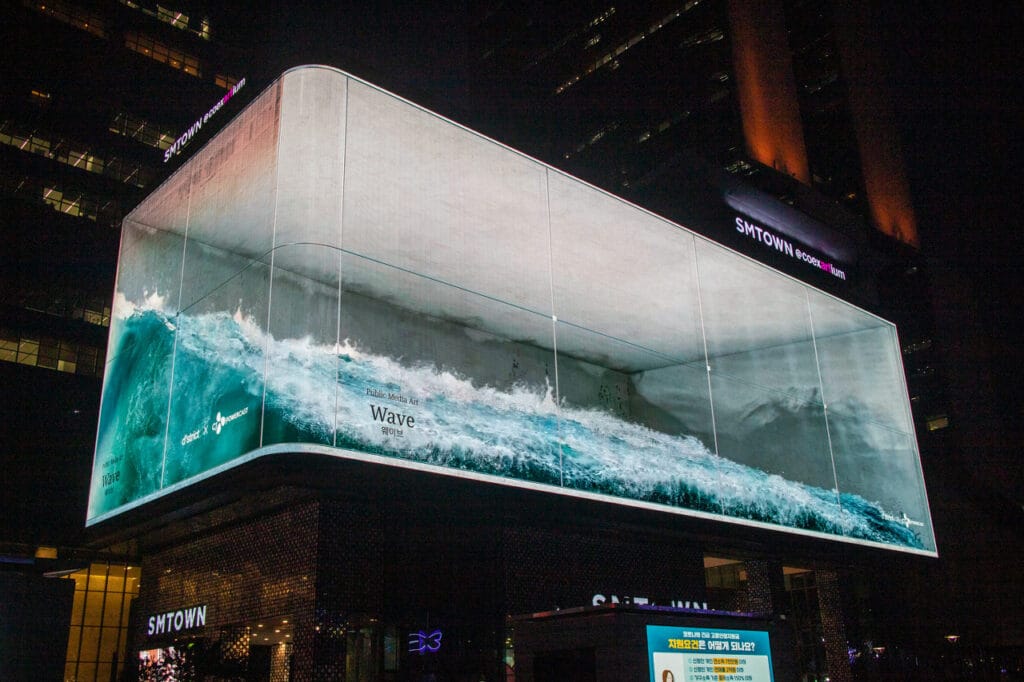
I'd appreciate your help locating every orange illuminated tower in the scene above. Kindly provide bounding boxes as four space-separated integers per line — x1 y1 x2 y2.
470 0 921 249
728 0 918 246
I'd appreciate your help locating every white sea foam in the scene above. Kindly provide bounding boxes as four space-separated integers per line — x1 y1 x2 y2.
110 303 924 547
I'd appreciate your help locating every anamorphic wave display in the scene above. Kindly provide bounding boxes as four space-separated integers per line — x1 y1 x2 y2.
91 298 924 550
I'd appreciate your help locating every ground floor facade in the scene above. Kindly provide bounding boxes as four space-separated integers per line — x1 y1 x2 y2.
110 456 861 682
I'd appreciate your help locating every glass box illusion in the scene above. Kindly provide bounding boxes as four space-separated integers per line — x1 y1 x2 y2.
88 67 935 554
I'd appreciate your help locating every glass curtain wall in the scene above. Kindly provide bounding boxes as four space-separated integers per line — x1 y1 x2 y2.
63 562 141 682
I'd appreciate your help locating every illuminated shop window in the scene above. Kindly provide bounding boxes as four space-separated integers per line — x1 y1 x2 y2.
63 563 141 682
125 31 202 77
704 556 747 591
109 111 176 150
23 0 107 38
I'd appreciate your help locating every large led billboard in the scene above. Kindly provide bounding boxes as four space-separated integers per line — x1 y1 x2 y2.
89 66 935 554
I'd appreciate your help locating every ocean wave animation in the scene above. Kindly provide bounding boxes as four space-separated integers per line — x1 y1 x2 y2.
92 304 924 550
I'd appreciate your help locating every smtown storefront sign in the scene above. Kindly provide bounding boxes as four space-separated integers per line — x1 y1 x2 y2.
734 216 847 281
164 78 246 162
147 605 208 636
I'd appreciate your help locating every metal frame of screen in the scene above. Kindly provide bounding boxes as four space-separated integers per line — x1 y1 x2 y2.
87 66 935 556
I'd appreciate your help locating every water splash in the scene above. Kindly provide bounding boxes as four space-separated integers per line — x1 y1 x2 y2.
90 304 924 549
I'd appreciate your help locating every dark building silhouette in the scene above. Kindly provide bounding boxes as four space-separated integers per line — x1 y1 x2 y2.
1 2 247 679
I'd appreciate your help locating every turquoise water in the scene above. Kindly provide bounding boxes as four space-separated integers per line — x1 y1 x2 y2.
89 304 924 550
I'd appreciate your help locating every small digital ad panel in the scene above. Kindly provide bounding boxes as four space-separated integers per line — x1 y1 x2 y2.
647 625 774 682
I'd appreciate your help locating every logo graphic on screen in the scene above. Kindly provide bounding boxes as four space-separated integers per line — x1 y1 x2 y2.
212 407 249 435
408 629 443 654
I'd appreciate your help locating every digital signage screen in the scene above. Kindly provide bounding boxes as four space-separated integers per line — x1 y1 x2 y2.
647 626 774 682
88 66 935 555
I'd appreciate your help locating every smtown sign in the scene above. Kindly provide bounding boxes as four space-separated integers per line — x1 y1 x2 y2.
147 605 208 636
163 78 246 162
734 216 847 281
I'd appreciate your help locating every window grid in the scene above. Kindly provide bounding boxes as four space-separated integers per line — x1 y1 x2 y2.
119 0 211 40
17 285 112 328
109 112 176 151
23 0 106 38
125 31 201 77
64 563 141 682
1 120 155 188
43 184 96 220
0 328 103 377
0 172 122 226
215 73 240 90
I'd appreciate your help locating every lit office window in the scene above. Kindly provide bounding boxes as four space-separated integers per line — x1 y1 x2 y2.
63 563 141 682
0 329 103 376
215 73 240 90
125 31 201 77
109 112 176 151
23 0 107 38
555 5 693 94
17 286 112 328
0 173 120 226
76 296 113 328
563 121 619 160
42 184 96 220
119 0 211 40
60 148 105 174
105 157 154 188
29 89 52 106
156 5 188 29
636 110 691 145
2 120 152 188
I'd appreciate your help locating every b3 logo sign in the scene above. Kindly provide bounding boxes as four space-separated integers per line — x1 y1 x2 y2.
408 629 442 654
